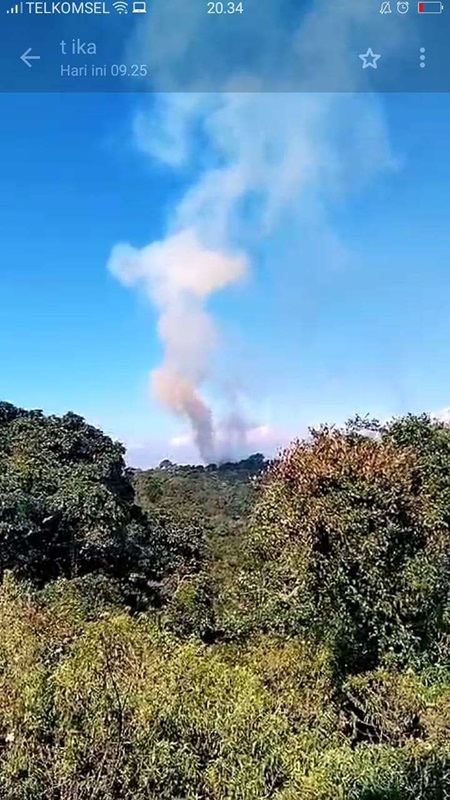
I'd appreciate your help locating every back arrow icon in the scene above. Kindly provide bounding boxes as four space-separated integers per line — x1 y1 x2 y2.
21 48 41 68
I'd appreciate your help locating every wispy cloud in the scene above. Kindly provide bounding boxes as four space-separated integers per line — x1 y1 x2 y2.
431 407 450 424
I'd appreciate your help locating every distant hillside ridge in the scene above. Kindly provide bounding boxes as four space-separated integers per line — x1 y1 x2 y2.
131 452 269 537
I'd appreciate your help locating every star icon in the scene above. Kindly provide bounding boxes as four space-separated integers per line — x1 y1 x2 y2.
359 48 382 69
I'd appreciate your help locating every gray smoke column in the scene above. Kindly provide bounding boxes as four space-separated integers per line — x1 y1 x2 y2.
108 228 248 462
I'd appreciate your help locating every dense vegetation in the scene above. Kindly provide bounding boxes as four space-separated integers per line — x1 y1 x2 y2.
1 400 450 798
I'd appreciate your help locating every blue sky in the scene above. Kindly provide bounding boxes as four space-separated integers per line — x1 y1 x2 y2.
1 88 450 465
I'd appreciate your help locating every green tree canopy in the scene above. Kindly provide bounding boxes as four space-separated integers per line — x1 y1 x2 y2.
243 415 450 675
0 402 206 599
0 402 142 584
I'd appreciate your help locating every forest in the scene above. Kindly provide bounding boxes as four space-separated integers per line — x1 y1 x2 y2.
0 399 450 799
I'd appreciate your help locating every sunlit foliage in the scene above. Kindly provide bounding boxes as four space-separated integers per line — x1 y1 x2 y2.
1 405 450 798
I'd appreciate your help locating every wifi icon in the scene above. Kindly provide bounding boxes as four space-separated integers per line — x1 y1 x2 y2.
113 1 128 12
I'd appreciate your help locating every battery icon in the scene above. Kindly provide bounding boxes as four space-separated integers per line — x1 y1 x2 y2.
418 1 444 11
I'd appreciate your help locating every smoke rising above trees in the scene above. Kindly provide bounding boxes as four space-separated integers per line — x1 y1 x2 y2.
108 0 406 460
108 229 248 462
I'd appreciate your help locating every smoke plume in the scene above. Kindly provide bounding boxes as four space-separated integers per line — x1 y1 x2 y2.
108 0 411 462
108 229 248 462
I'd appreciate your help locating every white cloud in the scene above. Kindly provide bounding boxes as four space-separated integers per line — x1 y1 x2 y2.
170 432 192 448
431 407 450 423
170 421 289 456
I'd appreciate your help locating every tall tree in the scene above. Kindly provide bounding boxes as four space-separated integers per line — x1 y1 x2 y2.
243 415 450 674
0 402 141 584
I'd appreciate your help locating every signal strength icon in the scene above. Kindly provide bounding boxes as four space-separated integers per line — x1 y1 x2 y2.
113 1 128 11
6 2 23 12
